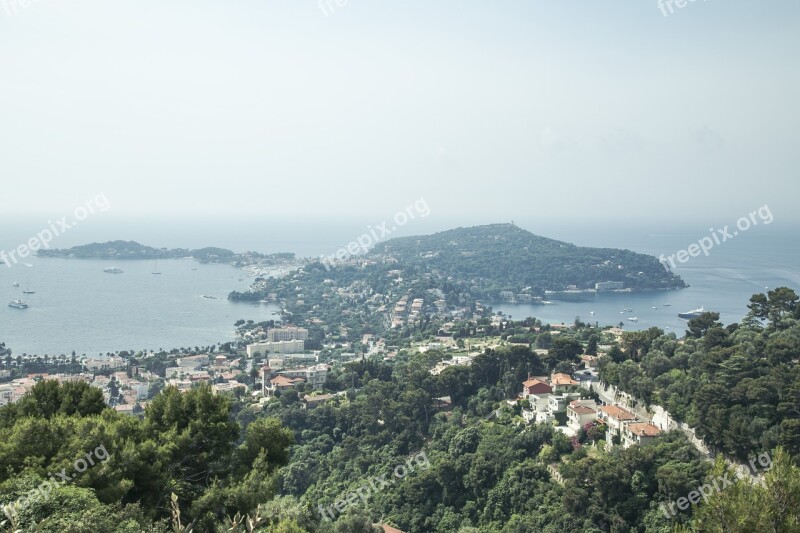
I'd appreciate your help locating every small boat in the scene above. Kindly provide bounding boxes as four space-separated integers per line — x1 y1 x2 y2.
623 308 633 312
8 299 29 309
628 317 639 322
678 307 705 319
104 267 124 274
11 282 19 288
589 311 595 316
651 306 658 309
152 259 162 275
22 274 35 294
201 295 217 300
662 303 671 307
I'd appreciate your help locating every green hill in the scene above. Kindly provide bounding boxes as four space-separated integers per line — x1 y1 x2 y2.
367 223 685 296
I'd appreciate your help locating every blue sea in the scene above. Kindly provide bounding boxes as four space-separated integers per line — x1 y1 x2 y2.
0 257 280 357
0 215 797 354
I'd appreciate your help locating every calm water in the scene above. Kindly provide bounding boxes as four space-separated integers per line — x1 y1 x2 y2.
0 216 797 353
492 225 800 332
0 258 279 356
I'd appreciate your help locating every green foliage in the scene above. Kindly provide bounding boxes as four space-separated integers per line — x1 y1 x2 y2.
544 337 583 371
366 224 686 295
0 381 294 530
600 288 800 461
689 448 800 532
0 380 105 425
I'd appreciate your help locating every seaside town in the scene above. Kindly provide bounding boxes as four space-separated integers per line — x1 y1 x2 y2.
0 319 669 454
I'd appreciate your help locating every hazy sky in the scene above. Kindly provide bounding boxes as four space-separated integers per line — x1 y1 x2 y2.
1 1 798 224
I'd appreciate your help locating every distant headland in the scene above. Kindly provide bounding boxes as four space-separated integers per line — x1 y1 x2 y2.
37 240 296 267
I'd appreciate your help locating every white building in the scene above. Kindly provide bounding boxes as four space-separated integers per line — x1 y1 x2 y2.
567 400 598 431
267 327 309 342
84 356 125 372
595 281 624 291
247 339 305 357
0 385 17 407
176 355 209 369
430 356 473 375
276 363 328 389
212 381 247 396
598 405 639 450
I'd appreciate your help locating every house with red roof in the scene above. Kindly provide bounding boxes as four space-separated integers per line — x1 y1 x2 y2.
567 399 598 431
550 372 579 392
622 422 662 448
522 377 552 397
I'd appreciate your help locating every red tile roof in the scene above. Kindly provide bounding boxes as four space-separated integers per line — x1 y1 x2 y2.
598 405 637 421
626 422 662 437
523 378 550 388
552 373 578 386
270 376 304 386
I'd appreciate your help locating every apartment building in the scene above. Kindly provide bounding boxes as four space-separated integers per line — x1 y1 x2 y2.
267 327 309 342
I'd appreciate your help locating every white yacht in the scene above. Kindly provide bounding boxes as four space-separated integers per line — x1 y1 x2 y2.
104 267 124 274
8 299 29 309
678 307 705 320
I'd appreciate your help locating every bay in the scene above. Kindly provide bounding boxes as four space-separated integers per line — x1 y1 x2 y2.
0 257 280 356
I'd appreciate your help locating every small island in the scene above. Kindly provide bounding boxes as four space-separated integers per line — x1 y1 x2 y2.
37 240 298 268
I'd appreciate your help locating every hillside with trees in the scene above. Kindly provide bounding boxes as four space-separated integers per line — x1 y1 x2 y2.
599 287 800 462
367 223 686 298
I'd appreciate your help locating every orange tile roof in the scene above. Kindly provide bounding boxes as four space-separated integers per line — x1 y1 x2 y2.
569 405 596 415
270 376 304 386
523 378 549 388
626 422 662 437
552 373 578 386
599 405 637 421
